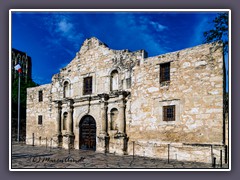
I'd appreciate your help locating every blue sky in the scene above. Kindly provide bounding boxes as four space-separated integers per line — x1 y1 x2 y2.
11 11 228 89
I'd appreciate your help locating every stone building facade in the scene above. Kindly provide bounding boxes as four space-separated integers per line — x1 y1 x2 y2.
26 37 228 164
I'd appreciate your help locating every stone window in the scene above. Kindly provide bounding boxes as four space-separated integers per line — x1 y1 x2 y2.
110 70 119 91
83 76 92 95
110 108 118 130
63 81 70 98
163 105 175 121
126 78 131 89
38 115 43 125
63 112 68 130
38 90 43 102
160 62 170 83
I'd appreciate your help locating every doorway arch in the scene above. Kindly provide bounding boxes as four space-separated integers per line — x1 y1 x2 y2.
79 115 96 150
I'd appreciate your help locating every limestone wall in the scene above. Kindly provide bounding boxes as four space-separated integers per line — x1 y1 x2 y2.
26 84 58 147
50 37 144 101
128 42 224 155
127 141 226 164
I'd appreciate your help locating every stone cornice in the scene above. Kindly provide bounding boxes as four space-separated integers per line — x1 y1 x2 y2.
52 90 131 104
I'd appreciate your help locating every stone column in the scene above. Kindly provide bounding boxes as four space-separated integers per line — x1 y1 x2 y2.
98 94 109 135
54 101 62 148
68 108 73 135
97 94 109 153
112 91 129 155
55 102 62 136
61 99 74 150
100 101 108 134
67 99 74 135
118 94 126 134
107 112 111 131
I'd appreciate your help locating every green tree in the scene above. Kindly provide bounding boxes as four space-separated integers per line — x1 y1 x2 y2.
12 76 38 140
12 76 38 118
203 12 229 54
204 12 229 112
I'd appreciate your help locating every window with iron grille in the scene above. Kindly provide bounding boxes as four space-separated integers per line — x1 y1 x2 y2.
160 62 170 83
163 105 175 121
38 115 43 125
83 76 92 95
38 90 43 102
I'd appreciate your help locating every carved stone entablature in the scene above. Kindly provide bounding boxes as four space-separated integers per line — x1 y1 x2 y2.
65 98 74 108
109 90 130 98
114 132 127 139
62 98 73 102
53 98 74 108
120 90 130 98
53 100 62 108
74 95 100 103
97 93 109 101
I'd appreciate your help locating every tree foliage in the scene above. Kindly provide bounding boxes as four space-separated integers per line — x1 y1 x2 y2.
203 12 229 54
11 76 38 118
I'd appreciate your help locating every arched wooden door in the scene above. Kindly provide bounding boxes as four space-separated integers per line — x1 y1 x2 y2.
79 115 96 150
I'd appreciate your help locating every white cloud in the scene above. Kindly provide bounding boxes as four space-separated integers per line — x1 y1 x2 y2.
191 16 212 46
150 21 168 32
57 19 73 33
42 13 168 57
42 14 84 55
113 14 168 56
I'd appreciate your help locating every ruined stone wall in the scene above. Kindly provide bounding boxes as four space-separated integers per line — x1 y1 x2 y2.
26 84 58 147
26 37 145 151
127 42 224 161
50 38 144 139
26 38 225 163
50 37 144 101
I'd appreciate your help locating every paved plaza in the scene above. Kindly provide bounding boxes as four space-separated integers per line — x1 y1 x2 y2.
11 143 228 170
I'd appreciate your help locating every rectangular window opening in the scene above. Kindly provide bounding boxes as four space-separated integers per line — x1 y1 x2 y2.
38 115 43 125
163 105 175 121
38 90 43 102
160 62 170 83
126 78 131 89
83 76 92 95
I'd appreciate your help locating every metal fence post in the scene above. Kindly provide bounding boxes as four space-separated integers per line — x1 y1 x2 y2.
225 145 228 164
68 136 70 154
32 133 34 146
46 137 48 149
220 150 222 168
212 157 216 168
50 138 53 152
133 141 135 160
211 145 213 164
168 144 170 164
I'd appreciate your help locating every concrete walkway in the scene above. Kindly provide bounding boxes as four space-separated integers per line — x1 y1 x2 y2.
11 143 228 170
